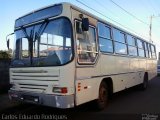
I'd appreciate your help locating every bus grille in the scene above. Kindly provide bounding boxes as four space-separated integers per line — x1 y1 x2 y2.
10 68 60 92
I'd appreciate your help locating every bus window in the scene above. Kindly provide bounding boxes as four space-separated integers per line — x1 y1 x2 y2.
147 43 152 58
113 28 127 54
113 28 125 43
137 39 145 57
98 22 113 53
76 21 98 64
98 22 111 39
151 45 156 58
127 35 136 46
115 42 127 54
144 42 149 58
127 35 137 56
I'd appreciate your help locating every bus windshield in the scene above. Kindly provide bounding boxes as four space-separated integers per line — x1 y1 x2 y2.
15 4 62 28
11 18 73 67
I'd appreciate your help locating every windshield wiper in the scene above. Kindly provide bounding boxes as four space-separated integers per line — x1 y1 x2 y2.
35 19 49 41
21 19 49 65
34 19 49 58
21 26 34 65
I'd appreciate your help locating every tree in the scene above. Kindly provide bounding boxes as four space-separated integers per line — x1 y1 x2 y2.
0 50 11 59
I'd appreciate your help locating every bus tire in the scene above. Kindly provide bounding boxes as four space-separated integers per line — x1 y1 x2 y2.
95 81 108 110
139 74 148 90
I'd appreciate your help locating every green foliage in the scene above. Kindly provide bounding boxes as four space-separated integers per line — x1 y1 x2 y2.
0 50 11 59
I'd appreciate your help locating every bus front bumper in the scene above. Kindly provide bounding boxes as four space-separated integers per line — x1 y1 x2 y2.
8 90 74 108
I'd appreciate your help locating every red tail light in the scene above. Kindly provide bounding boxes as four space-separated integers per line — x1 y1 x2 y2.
61 87 68 94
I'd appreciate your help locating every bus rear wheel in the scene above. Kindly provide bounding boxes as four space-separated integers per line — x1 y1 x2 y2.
95 81 108 110
139 74 148 90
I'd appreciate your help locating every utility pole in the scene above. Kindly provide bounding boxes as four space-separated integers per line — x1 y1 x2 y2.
149 15 160 43
149 15 153 42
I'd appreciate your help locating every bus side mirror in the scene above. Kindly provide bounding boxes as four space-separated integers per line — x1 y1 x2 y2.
82 18 89 31
6 33 14 50
7 39 10 50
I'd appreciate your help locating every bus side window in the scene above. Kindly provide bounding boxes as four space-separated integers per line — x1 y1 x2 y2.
137 39 145 57
76 22 82 34
98 22 113 53
113 28 127 55
144 42 149 58
151 45 156 59
147 43 152 58
127 35 137 56
76 21 98 64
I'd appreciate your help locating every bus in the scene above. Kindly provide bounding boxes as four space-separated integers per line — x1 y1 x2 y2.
8 2 157 110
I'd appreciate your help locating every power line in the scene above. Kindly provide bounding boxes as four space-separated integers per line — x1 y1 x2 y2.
109 0 149 26
94 0 119 19
75 0 148 40
76 0 159 53
99 0 160 43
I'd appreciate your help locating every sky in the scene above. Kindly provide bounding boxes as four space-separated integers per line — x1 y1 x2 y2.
1 0 160 57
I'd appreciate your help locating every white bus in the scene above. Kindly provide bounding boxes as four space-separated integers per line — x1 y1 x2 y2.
8 2 157 110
